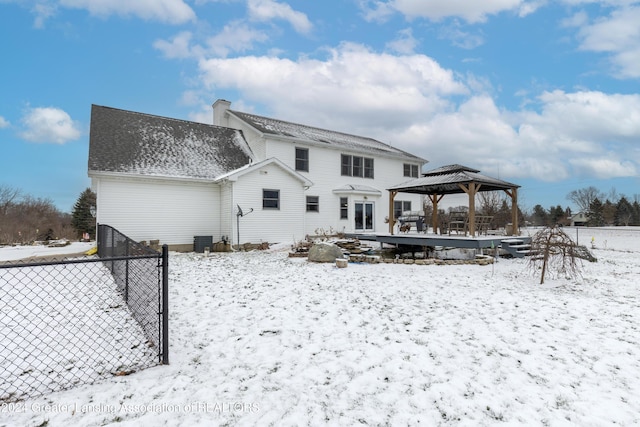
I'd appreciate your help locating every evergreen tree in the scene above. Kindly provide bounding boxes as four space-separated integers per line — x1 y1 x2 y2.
549 205 566 225
602 199 617 225
615 197 633 226
71 188 97 239
588 198 604 226
632 201 640 226
532 204 549 226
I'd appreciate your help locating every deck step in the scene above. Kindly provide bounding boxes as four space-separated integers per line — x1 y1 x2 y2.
500 238 533 258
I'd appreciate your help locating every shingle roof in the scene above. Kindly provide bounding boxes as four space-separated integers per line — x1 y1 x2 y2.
229 110 427 162
388 164 519 195
89 105 254 180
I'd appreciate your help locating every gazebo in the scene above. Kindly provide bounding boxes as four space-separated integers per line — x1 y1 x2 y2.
387 164 521 236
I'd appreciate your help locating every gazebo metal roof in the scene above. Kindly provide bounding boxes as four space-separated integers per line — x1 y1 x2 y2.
388 164 520 195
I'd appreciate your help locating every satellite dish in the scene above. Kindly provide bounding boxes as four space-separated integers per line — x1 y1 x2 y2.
237 204 243 217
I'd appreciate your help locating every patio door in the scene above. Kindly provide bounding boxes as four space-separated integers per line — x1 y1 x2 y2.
355 202 374 231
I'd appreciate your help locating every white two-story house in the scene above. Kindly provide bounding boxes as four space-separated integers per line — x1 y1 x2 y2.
88 100 427 250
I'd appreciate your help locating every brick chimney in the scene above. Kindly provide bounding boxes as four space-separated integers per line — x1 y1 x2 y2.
212 99 231 127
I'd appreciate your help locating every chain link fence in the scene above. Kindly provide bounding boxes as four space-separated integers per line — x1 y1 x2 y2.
0 224 168 403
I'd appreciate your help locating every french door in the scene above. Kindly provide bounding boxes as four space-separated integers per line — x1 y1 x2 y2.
355 202 374 231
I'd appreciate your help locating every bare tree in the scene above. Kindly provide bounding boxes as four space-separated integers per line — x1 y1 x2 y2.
528 226 583 285
0 186 75 244
0 185 21 217
478 191 503 216
567 186 603 214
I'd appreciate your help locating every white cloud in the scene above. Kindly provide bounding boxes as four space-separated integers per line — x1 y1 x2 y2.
396 89 640 181
571 5 640 78
205 21 270 57
386 28 419 54
59 0 196 24
0 116 9 128
32 1 58 28
198 42 467 131
154 31 196 59
533 90 640 141
155 22 269 59
247 0 313 34
19 107 81 144
569 156 637 178
361 0 534 23
561 10 589 28
438 21 485 49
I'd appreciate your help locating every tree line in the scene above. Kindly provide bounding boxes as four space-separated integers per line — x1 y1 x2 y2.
531 186 640 227
0 185 96 245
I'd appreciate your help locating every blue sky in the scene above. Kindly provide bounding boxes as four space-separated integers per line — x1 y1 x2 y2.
1 0 639 213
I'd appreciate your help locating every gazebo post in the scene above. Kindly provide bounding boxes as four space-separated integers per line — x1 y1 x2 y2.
503 187 519 236
429 194 443 234
512 187 519 235
459 183 481 236
389 190 398 234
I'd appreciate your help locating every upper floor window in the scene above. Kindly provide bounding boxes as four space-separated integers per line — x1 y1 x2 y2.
295 147 309 172
404 163 419 178
342 154 374 178
364 158 374 178
263 189 280 209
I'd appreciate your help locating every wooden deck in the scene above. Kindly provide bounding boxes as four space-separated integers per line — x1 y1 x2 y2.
345 232 532 256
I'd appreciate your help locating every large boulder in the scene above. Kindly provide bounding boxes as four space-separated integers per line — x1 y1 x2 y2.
308 242 344 263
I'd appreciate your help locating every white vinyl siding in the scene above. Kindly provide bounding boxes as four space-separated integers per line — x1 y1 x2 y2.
220 182 233 242
265 139 423 234
94 177 220 246
230 163 306 244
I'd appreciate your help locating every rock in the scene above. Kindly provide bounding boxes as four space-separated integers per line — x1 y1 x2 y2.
335 259 348 268
308 242 345 263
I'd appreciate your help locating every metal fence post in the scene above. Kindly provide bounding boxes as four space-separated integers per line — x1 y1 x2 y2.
125 239 129 303
110 228 115 273
161 244 169 365
96 223 101 255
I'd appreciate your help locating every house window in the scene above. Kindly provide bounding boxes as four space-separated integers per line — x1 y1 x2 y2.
364 158 374 178
340 197 348 219
295 147 309 172
341 154 374 178
404 164 419 178
306 196 319 212
394 201 412 219
263 189 280 209
341 155 352 176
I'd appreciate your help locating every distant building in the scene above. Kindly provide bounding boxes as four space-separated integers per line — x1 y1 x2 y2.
570 212 589 226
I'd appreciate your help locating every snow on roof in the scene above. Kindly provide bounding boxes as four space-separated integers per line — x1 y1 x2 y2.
332 184 382 195
89 105 254 180
230 110 427 162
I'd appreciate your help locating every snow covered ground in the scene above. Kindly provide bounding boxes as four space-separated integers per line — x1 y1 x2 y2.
0 242 95 262
1 227 639 426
